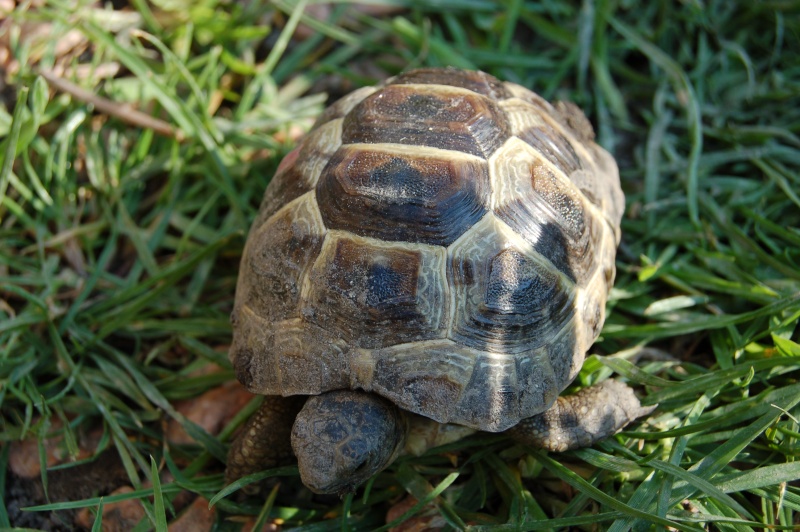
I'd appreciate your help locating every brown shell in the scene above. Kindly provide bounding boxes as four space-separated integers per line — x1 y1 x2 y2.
230 68 624 432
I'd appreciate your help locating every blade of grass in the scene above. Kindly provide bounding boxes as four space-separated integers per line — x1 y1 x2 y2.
530 450 703 532
0 86 28 208
609 15 703 226
150 456 168 531
603 292 800 339
208 466 299 506
236 0 308 121
376 469 459 532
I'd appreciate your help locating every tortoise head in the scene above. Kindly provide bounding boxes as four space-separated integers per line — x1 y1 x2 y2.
291 390 407 495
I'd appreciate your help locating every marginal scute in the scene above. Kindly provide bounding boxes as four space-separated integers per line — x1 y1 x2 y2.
491 137 602 284
317 144 490 246
553 100 596 143
574 229 617 351
540 323 583 391
448 214 576 355
302 232 449 349
514 351 561 418
351 341 473 425
343 84 509 157
229 306 278 394
230 310 350 396
455 352 555 431
272 319 350 395
454 354 516 430
581 146 625 239
254 119 343 227
352 334 567 430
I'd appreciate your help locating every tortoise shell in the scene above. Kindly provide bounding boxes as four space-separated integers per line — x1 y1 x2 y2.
230 68 623 432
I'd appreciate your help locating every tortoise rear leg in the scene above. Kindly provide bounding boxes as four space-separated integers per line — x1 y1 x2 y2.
506 380 655 452
225 395 306 487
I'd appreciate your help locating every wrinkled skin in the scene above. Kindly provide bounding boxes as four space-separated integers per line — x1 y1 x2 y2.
258 382 653 495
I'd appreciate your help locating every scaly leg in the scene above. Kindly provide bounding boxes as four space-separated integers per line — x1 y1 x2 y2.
225 395 306 486
506 380 654 452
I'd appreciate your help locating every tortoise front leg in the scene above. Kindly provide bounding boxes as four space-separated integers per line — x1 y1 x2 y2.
506 380 654 452
225 395 306 485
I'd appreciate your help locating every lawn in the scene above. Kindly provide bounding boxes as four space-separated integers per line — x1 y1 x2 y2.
1 0 799 530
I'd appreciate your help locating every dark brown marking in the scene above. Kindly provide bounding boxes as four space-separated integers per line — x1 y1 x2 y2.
494 200 577 281
458 258 476 287
392 67 512 100
329 238 420 311
302 236 446 349
342 85 509 158
587 299 603 339
485 250 552 314
450 248 575 353
232 347 254 389
317 146 490 246
604 264 615 287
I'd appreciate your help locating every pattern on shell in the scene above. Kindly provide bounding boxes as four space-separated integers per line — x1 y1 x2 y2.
231 68 623 432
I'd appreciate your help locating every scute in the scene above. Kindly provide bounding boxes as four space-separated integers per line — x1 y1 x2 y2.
316 144 491 246
350 339 560 431
231 312 350 396
455 351 556 431
574 228 619 350
351 340 473 425
342 84 509 157
448 214 576 355
491 137 602 285
544 321 584 390
301 231 449 349
574 146 625 240
500 98 584 175
232 192 326 327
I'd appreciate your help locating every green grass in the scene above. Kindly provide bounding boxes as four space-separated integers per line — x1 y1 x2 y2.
1 0 799 530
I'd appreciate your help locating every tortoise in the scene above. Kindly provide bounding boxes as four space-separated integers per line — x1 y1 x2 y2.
225 67 653 495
